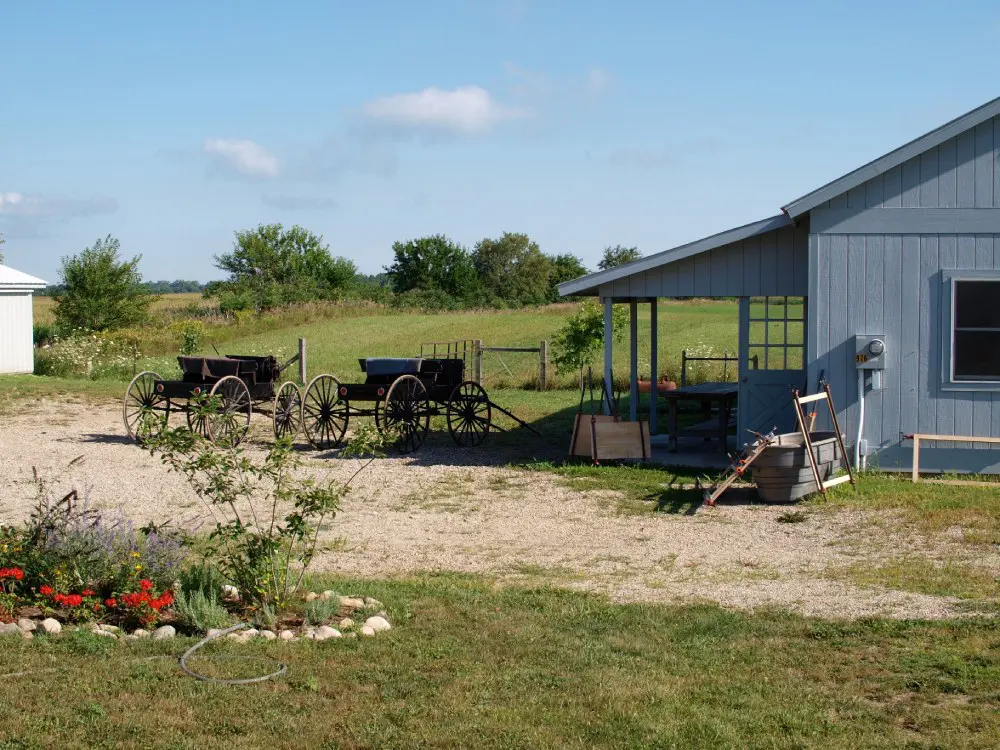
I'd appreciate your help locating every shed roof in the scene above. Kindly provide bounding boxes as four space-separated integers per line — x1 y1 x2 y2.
0 264 47 291
557 213 792 297
781 95 1000 217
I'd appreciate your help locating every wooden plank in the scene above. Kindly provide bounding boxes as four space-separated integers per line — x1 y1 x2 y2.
760 229 778 297
912 435 921 482
694 251 712 297
810 207 1000 234
710 248 726 296
938 136 958 208
813 234 831 430
828 234 850 435
822 474 854 489
954 236 977 447
882 235 903 450
917 236 938 445
865 171 884 208
899 236 921 441
775 227 795 295
847 235 866 447
975 120 994 208
902 155 921 208
744 235 762 296
796 392 830 405
792 222 810 294
882 164 903 208
676 257 694 296
865 236 885 449
909 433 1000 445
957 127 976 207
920 146 939 207
936 236 957 449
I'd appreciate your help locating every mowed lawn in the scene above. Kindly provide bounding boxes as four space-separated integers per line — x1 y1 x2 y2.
0 575 998 750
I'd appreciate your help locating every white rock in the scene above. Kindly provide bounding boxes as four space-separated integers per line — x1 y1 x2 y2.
17 618 36 633
302 628 317 640
364 616 391 633
259 630 277 641
278 629 296 641
99 624 120 633
40 618 61 635
344 631 357 639
364 597 384 610
20 630 33 640
339 596 365 610
319 590 336 601
226 632 247 642
304 591 319 602
242 628 259 638
205 628 223 639
124 634 139 641
314 626 341 641
151 625 176 640
360 625 376 637
132 629 150 639
339 618 355 629
221 584 240 601
94 629 117 639
0 623 21 636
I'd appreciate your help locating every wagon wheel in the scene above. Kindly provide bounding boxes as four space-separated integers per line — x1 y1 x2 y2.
206 375 252 447
123 371 169 442
446 381 492 447
186 390 211 438
382 375 431 454
273 381 303 441
302 374 349 450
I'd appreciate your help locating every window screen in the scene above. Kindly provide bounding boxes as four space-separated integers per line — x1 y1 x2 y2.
953 281 1000 381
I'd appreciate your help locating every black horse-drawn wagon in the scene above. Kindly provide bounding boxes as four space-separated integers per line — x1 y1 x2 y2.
300 357 495 453
123 354 302 445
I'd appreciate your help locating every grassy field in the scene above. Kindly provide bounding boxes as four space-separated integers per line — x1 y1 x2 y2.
0 574 997 749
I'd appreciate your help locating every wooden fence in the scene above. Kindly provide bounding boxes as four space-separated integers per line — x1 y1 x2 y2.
420 339 550 389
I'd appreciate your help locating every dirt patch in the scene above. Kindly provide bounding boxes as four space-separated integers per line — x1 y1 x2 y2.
0 399 992 621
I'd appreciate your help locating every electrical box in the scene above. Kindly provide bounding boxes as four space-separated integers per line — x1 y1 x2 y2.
854 334 886 370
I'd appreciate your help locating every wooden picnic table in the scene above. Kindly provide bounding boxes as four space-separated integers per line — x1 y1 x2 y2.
660 382 739 453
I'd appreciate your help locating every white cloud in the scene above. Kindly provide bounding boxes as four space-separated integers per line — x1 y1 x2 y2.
360 86 524 135
587 68 612 94
0 191 118 218
203 138 280 178
261 194 338 211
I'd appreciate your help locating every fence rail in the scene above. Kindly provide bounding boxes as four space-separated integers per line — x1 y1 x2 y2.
420 339 549 389
680 349 756 386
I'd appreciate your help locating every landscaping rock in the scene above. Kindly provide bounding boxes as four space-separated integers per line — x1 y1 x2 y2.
242 628 259 638
339 596 365 610
131 629 150 639
40 618 61 635
94 629 117 639
16 618 36 633
365 616 391 633
364 597 384 610
20 630 33 640
151 625 176 640
319 590 336 601
99 624 120 634
314 626 341 641
302 628 317 640
305 591 319 602
278 629 296 641
339 618 355 629
206 628 223 639
227 632 248 642
0 623 21 636
221 585 240 601
259 630 277 641
360 625 376 637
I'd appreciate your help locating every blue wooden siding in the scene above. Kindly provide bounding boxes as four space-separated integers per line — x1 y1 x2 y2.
599 222 809 299
809 114 1000 472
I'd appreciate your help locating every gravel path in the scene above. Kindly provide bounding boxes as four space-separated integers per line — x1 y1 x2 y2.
0 399 987 621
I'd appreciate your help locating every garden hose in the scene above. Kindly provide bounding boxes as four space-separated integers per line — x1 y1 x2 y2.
178 622 288 685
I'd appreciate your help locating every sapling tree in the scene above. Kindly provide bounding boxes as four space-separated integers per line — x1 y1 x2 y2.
551 299 628 386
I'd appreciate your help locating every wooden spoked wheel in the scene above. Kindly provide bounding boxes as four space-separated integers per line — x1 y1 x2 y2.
446 381 492 447
186 390 211 438
273 381 303 441
302 374 349 450
206 375 252 446
123 371 168 442
382 375 431 454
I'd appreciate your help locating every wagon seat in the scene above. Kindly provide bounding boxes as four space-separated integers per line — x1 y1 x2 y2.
177 356 242 383
360 357 423 384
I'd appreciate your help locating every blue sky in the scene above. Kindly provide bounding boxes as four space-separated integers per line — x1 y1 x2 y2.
2 0 1000 284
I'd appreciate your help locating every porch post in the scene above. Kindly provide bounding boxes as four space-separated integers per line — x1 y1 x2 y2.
629 300 638 422
737 297 750 441
649 298 657 434
603 296 614 415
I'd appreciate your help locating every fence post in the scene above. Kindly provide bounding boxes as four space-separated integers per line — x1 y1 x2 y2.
539 340 548 390
298 338 307 384
474 340 483 384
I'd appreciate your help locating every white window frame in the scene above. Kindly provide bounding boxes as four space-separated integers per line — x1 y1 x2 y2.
941 270 1000 391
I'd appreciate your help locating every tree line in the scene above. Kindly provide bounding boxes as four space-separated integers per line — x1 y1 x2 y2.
42 225 643 332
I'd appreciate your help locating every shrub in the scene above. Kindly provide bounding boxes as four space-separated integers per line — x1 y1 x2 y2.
304 597 340 626
551 299 628 381
174 589 232 632
170 320 205 355
33 322 58 347
34 329 139 380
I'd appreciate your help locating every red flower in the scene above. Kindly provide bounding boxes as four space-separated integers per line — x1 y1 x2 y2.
39 584 53 596
139 579 154 592
82 588 95 596
105 598 117 608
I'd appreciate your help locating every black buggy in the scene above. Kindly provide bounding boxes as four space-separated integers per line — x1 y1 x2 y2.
123 354 303 446
300 357 494 454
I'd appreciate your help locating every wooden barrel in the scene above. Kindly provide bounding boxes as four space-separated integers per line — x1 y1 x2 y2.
751 431 841 503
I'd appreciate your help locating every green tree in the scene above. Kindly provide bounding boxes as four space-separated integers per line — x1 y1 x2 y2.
384 234 480 302
472 232 553 307
212 223 357 311
598 244 641 270
546 252 588 301
551 299 628 383
54 235 156 332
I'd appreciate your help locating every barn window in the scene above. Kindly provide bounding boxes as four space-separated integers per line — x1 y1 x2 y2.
952 280 1000 381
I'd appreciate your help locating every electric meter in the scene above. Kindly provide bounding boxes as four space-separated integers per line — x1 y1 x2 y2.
854 334 886 370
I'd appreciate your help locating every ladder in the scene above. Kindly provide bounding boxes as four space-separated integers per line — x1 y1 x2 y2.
790 382 857 495
702 428 776 506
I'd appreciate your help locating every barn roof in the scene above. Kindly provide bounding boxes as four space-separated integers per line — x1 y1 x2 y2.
0 264 47 291
557 213 792 297
781 95 1000 217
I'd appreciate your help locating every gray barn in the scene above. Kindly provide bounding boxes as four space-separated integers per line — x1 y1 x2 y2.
559 96 1000 475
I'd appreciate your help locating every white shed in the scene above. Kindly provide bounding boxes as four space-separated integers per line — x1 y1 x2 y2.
0 264 47 374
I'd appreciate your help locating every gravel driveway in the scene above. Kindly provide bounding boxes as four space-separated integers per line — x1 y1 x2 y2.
0 397 986 621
